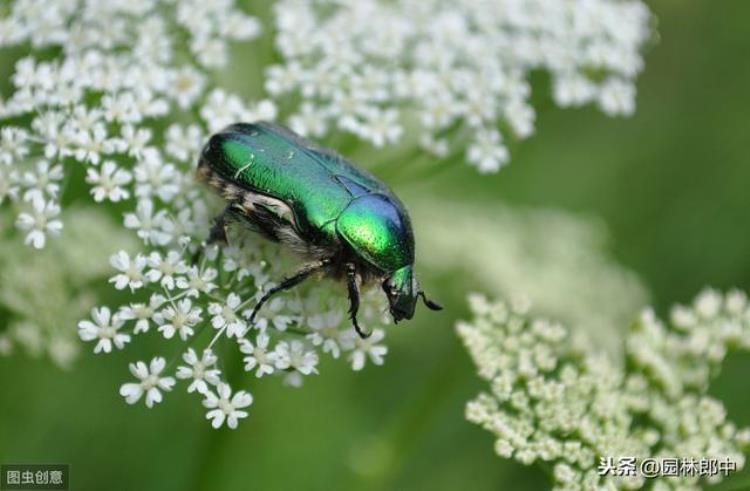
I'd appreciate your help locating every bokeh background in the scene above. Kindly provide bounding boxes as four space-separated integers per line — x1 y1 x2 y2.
1 1 750 490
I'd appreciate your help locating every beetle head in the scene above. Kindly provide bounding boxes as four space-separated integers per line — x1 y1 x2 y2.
383 265 443 322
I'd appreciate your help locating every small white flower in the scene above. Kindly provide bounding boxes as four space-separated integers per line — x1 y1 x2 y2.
202 383 253 429
208 293 247 338
419 133 449 158
146 250 187 290
11 57 36 89
72 123 114 164
200 89 249 132
21 160 63 201
119 294 167 334
283 372 305 388
244 99 278 123
109 251 148 291
192 37 229 68
0 126 29 165
357 107 402 147
0 168 20 204
306 311 347 359
553 74 596 107
243 296 294 331
165 124 203 162
70 106 103 133
347 328 388 371
155 299 202 340
275 340 318 375
467 129 509 173
239 332 278 377
117 124 152 158
133 150 180 202
726 290 747 315
78 306 131 354
176 348 221 394
133 88 169 119
420 92 459 130
170 66 206 109
119 357 176 408
223 11 261 40
265 62 303 95
124 199 172 246
598 78 636 116
31 111 73 159
695 288 722 319
288 102 328 137
505 100 535 139
152 208 195 249
15 195 63 249
176 265 218 297
86 160 132 202
102 92 141 124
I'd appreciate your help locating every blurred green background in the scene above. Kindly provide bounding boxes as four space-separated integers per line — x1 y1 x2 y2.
2 1 750 490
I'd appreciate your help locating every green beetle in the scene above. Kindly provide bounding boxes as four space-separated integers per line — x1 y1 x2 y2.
197 122 441 338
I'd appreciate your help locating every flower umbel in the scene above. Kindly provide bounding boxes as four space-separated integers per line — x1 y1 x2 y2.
458 290 750 490
269 0 652 170
0 0 393 428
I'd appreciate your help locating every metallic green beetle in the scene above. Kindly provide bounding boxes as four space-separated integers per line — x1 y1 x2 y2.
197 122 442 338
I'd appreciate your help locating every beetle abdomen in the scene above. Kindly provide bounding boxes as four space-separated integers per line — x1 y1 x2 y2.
198 159 334 260
200 123 354 241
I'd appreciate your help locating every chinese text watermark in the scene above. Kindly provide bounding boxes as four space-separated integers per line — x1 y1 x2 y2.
1 465 68 490
598 456 738 479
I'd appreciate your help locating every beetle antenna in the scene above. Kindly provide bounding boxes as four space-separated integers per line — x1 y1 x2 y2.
418 291 443 311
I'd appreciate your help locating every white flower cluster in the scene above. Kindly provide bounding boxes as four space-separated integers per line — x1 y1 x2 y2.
270 0 652 172
0 0 266 249
0 0 654 245
0 0 390 428
458 290 750 490
85 234 389 428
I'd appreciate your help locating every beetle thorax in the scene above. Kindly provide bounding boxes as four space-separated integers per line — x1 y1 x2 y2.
335 194 415 274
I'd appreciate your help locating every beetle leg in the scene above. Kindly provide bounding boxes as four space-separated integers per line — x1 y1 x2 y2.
206 205 235 246
248 258 331 326
192 205 235 264
346 262 370 339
